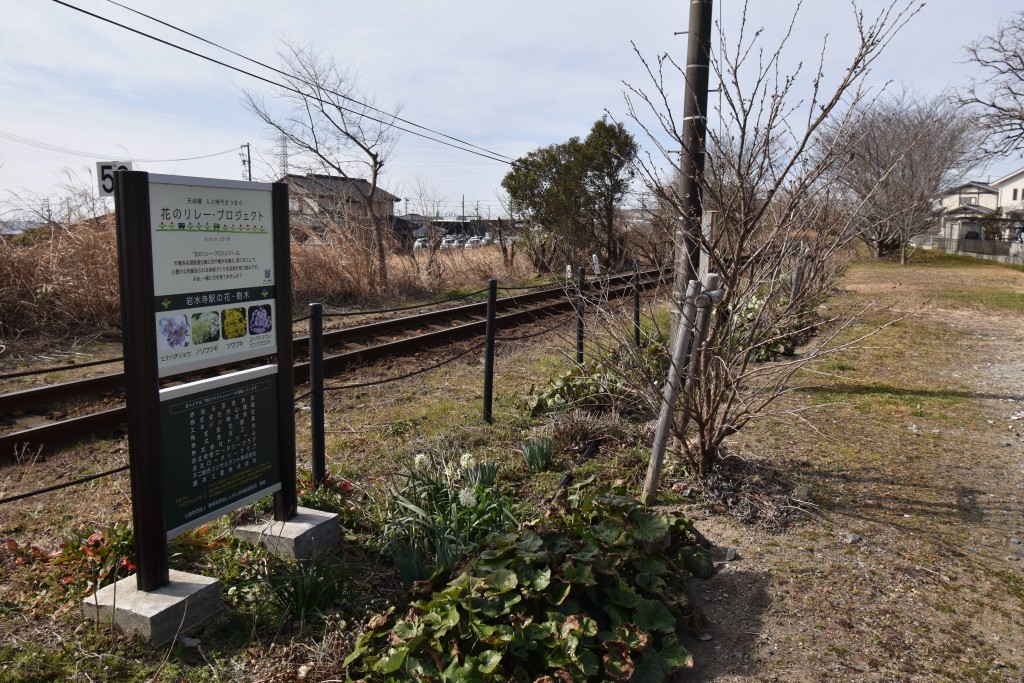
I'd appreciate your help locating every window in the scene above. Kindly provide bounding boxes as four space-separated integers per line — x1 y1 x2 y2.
960 196 978 205
1014 188 1019 201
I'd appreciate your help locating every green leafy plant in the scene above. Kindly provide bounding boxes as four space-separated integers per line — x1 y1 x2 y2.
529 342 668 418
380 454 517 585
221 544 349 626
520 435 555 472
346 483 706 681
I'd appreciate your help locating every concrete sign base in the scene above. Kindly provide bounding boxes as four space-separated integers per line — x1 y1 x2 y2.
233 506 340 559
81 570 221 646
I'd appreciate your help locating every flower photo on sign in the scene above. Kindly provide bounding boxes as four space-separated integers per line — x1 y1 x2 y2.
221 307 247 339
157 315 190 350
248 304 272 335
190 310 221 345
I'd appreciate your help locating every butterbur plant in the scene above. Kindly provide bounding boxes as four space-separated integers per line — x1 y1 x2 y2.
346 483 704 681
521 435 554 473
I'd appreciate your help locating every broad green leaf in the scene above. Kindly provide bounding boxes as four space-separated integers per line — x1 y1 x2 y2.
477 650 502 674
392 619 419 641
680 546 715 579
657 636 693 670
630 511 668 543
484 568 518 594
603 643 635 681
633 599 676 634
375 647 408 674
628 650 668 683
561 562 596 586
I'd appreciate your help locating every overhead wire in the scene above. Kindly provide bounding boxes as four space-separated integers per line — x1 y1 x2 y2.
102 0 515 163
0 129 239 163
50 0 513 166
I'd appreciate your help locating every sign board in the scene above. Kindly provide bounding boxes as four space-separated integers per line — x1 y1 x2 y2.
113 170 295 591
160 365 282 538
148 175 277 377
97 161 133 197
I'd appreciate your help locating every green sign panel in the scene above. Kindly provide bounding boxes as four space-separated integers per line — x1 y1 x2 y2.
159 365 281 538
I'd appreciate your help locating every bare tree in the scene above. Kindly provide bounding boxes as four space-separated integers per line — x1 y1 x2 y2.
960 12 1024 155
819 90 981 264
243 41 401 289
617 0 924 493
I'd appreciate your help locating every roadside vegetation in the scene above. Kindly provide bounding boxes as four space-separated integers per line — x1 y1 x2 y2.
3 253 1024 680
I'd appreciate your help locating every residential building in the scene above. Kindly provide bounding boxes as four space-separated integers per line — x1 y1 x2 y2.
279 173 400 230
933 181 999 242
992 167 1024 214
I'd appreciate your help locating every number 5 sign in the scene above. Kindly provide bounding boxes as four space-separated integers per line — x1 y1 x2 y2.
96 161 134 197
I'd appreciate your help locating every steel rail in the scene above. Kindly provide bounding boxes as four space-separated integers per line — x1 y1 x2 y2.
0 270 667 456
0 269 664 415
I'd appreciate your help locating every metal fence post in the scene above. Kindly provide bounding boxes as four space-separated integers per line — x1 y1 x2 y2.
643 280 701 505
309 302 326 490
576 266 586 365
483 279 497 424
633 265 641 347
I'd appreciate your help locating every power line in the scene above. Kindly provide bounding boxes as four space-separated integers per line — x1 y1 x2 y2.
103 0 515 164
50 0 513 166
0 129 238 163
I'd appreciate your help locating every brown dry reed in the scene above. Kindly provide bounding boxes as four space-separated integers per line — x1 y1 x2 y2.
0 217 530 343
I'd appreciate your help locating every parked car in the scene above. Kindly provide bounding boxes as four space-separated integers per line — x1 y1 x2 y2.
413 237 428 250
464 236 483 249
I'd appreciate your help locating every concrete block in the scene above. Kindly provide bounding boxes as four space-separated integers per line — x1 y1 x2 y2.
81 570 221 646
232 506 340 559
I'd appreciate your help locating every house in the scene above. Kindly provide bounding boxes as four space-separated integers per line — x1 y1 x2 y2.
991 167 1024 215
933 181 999 242
279 173 401 231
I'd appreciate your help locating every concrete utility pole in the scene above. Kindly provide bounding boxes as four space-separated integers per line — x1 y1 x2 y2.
671 0 714 341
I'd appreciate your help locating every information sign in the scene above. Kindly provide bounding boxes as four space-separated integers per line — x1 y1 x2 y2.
148 175 277 377
159 365 281 538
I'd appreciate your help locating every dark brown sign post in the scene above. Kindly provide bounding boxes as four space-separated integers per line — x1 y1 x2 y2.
114 171 295 591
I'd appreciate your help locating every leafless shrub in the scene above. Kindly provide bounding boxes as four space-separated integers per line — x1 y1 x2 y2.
612 0 924 489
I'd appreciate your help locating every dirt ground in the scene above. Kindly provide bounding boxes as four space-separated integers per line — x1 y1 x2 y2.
673 258 1024 681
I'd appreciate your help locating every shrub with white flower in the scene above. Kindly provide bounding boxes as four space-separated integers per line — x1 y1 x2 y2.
459 452 476 470
413 453 428 469
457 488 478 508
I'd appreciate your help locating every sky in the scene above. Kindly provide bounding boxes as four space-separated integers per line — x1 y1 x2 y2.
1 0 1020 220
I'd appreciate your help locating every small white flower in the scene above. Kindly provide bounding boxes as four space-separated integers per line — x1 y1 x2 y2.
458 488 478 508
459 452 476 470
413 453 428 469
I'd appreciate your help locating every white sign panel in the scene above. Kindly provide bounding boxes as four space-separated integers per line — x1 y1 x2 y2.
97 161 133 197
148 175 277 377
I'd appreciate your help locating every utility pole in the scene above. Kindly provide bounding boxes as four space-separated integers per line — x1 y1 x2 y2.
671 0 714 341
240 143 252 182
279 134 289 179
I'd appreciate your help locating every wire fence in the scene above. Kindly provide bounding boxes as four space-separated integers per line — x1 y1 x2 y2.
1 267 665 504
0 464 130 506
0 356 123 381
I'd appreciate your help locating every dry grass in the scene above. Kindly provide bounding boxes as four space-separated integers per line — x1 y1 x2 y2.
0 219 533 348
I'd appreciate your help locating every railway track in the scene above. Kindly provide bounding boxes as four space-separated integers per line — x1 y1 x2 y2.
0 269 667 457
